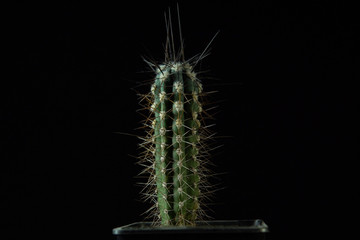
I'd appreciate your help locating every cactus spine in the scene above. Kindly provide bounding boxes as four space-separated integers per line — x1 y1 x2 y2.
137 7 217 226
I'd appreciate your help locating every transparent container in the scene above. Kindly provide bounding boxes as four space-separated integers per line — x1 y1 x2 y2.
113 219 269 240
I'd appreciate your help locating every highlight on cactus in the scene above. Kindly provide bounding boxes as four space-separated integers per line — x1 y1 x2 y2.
136 7 220 226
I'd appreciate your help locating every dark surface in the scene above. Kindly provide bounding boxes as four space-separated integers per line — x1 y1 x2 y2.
3 1 356 240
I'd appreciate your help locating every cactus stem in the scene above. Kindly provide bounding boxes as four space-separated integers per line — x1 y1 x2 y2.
135 6 220 226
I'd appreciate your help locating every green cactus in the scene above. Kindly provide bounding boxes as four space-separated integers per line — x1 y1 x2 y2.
137 7 218 226
151 62 203 226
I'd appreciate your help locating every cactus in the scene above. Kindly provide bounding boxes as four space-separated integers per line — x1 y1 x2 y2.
137 7 218 226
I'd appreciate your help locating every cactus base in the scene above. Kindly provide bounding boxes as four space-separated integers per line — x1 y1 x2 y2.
113 220 269 240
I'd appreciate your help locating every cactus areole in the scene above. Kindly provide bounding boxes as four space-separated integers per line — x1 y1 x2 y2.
137 8 218 227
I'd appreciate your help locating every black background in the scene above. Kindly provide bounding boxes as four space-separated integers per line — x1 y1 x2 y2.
3 1 357 240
